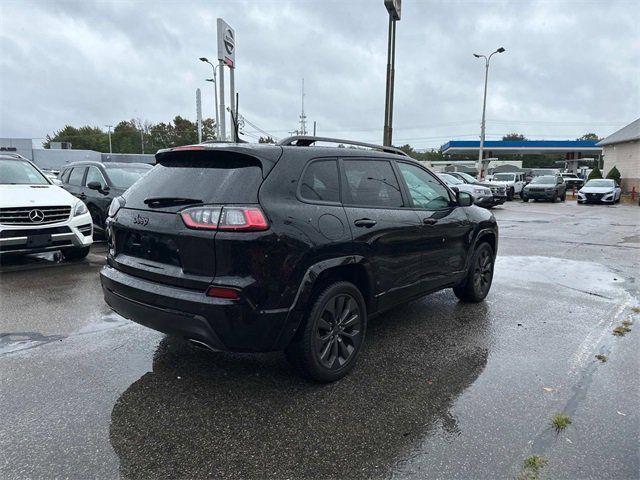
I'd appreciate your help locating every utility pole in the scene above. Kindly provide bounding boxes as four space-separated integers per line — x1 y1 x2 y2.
196 88 203 143
105 125 113 153
200 57 220 139
299 78 307 136
383 0 401 146
140 129 144 154
473 47 506 180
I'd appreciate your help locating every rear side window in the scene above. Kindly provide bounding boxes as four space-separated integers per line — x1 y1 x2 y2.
60 169 71 183
342 159 403 208
124 152 263 207
68 167 86 186
299 159 340 203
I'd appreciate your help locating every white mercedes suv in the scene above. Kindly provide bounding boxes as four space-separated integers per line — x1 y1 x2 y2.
0 153 93 260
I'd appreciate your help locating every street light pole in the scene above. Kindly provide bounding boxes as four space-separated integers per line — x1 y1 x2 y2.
474 47 505 180
200 57 220 140
105 125 113 154
383 0 401 147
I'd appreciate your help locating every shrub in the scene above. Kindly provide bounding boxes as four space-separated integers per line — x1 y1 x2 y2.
588 166 603 180
606 166 621 185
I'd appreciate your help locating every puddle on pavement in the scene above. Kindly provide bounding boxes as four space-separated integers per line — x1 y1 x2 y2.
0 332 66 355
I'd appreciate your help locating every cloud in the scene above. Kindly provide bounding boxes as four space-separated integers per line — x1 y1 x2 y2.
1 0 638 149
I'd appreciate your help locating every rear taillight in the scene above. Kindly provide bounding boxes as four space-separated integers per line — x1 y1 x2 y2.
206 286 240 299
180 206 269 231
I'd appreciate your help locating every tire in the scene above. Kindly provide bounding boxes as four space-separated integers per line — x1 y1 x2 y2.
61 246 90 260
88 205 104 239
507 188 514 201
453 243 495 303
89 205 103 229
522 195 529 203
551 192 558 203
285 281 367 383
561 192 566 202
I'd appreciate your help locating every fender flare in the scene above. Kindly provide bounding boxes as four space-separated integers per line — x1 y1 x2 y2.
271 255 371 350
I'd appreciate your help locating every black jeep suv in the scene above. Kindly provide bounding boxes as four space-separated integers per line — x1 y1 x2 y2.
100 137 498 382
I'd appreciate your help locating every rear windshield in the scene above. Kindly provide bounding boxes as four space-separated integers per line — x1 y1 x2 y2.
105 166 152 189
123 152 263 207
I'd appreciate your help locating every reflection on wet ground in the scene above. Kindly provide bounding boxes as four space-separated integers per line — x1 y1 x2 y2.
110 297 491 479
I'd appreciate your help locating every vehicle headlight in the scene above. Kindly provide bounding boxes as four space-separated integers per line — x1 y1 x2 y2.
606 190 614 195
73 201 88 217
108 196 123 218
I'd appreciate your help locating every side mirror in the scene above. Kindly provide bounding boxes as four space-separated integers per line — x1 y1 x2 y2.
458 191 474 207
87 181 102 191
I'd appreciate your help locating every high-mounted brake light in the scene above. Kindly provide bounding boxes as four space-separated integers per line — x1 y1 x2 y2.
171 145 206 151
206 286 240 299
180 206 269 231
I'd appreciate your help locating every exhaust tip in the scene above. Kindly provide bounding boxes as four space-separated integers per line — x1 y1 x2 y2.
187 338 220 353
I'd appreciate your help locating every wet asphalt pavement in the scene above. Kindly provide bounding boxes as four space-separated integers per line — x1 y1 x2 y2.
1 200 638 479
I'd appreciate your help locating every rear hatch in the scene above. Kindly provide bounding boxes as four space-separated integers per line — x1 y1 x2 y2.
108 147 281 290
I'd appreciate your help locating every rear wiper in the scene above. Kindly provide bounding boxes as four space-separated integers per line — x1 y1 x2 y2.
143 197 204 207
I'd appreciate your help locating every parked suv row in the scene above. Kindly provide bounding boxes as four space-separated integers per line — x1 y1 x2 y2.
100 137 499 382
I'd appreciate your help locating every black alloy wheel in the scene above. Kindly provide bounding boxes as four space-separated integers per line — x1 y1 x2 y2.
453 243 494 302
315 294 362 369
285 281 366 382
472 247 493 298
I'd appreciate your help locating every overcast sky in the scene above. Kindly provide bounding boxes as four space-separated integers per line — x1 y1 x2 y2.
1 0 639 149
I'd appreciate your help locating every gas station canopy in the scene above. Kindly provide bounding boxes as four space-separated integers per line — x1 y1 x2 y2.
441 140 601 157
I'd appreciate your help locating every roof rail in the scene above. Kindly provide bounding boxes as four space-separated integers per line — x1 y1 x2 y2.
277 135 409 157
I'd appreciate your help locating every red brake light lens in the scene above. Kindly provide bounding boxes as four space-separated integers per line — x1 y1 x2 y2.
206 286 240 299
171 145 206 151
180 206 268 231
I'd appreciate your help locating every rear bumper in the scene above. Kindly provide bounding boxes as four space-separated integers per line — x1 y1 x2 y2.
100 265 290 352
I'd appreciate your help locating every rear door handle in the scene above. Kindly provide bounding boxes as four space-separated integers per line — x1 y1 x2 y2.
423 218 437 225
354 218 377 228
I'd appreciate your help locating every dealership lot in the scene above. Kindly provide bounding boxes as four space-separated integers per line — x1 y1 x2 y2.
1 201 638 479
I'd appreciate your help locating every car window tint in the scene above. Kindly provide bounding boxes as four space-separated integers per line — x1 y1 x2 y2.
398 162 451 209
85 166 106 188
60 169 71 183
299 160 340 202
68 167 86 186
342 160 403 207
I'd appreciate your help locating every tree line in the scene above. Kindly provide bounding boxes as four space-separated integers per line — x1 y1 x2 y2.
45 116 216 154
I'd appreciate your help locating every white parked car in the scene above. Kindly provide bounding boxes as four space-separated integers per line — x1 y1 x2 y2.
490 172 526 200
437 173 493 208
0 154 93 259
577 179 622 204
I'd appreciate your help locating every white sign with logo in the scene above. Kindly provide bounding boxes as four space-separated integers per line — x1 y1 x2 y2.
217 18 235 68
